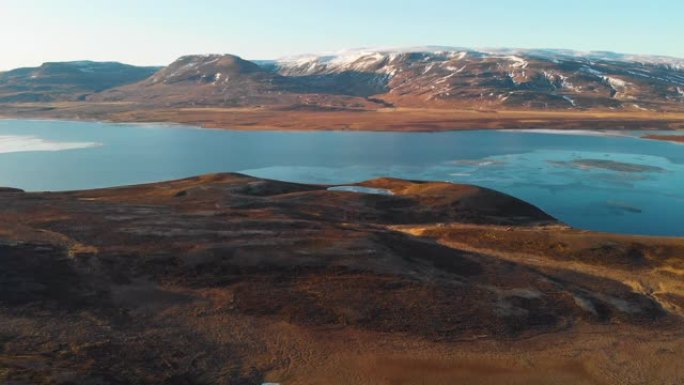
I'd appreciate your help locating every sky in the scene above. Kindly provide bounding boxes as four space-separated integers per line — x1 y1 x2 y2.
0 0 682 70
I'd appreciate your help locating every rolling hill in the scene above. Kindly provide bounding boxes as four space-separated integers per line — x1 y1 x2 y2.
0 61 159 102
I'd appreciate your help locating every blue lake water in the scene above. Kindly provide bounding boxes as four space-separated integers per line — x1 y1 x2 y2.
0 119 683 236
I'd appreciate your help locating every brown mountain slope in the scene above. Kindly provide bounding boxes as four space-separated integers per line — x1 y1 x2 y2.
87 48 684 111
76 48 684 113
0 174 682 384
91 54 377 108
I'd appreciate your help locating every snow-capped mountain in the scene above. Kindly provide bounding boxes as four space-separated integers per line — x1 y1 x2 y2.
265 47 684 110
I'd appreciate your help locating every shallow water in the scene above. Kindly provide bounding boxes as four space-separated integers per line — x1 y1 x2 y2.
328 186 394 195
0 119 682 236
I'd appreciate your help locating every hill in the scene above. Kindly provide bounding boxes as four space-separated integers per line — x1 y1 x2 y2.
0 173 682 384
0 61 159 102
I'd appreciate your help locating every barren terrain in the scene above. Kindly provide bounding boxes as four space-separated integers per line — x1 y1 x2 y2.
0 173 682 384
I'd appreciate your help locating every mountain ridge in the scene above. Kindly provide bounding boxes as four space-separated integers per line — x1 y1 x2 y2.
0 61 160 102
265 47 684 110
95 47 684 111
2 46 684 112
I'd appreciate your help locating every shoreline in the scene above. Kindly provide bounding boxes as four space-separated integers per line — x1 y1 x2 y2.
2 171 684 240
2 103 684 132
2 117 683 239
2 115 673 136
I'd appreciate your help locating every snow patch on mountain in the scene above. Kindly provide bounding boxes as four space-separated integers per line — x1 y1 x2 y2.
506 56 528 69
562 95 576 106
605 77 628 89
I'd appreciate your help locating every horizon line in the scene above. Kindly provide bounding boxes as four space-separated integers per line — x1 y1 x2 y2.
3 45 684 71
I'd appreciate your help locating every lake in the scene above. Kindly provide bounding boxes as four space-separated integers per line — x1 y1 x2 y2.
0 119 682 236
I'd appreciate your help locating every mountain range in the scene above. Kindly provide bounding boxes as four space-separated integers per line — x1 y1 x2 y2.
2 47 684 111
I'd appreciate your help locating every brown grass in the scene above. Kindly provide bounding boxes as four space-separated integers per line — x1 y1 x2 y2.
2 102 684 131
643 134 684 144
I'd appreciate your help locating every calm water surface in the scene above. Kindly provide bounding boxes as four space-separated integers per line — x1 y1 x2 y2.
0 119 682 236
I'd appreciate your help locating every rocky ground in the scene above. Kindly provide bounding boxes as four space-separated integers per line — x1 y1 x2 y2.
0 173 683 384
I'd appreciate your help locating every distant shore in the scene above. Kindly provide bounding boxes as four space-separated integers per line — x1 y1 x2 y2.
2 102 684 132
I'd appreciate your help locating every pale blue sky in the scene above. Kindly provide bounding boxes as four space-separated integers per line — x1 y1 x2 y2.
0 0 682 70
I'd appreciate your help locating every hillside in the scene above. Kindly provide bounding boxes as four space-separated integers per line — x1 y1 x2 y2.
0 173 682 384
90 54 378 108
